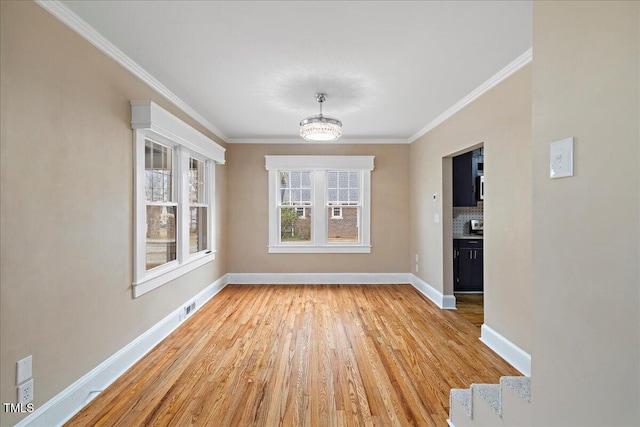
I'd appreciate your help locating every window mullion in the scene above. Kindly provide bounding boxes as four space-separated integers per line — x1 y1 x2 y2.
177 147 189 264
314 170 326 246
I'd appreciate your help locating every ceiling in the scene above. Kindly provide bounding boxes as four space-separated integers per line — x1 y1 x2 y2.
59 1 532 144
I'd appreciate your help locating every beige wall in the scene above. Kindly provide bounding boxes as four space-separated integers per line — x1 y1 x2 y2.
531 1 639 425
0 3 227 425
410 66 532 354
226 144 410 273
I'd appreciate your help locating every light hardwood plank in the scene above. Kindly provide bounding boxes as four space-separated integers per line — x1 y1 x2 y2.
66 285 519 427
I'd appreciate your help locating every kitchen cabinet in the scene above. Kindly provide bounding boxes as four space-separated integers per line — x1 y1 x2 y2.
453 149 483 207
453 239 483 292
453 151 475 207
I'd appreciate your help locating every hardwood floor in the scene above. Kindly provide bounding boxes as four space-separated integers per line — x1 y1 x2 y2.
454 293 484 328
66 285 518 427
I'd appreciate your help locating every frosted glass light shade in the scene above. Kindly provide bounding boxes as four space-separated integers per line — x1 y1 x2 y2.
299 115 342 141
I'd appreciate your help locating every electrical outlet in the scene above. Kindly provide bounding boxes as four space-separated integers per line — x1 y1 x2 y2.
16 355 32 385
415 254 419 263
17 379 33 405
415 263 419 273
434 213 440 223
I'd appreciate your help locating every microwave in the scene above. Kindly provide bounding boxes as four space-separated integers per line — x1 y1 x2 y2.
476 176 485 200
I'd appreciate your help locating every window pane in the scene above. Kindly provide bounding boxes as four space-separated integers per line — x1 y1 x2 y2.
146 205 177 270
280 207 311 242
338 172 348 187
281 189 291 205
349 172 359 188
301 172 310 187
328 171 337 188
189 158 205 204
328 170 359 205
189 206 208 254
145 140 173 202
291 171 300 188
280 170 311 206
328 207 358 243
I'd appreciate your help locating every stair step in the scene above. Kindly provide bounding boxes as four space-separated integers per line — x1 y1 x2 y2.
450 388 472 416
471 383 502 416
500 376 531 403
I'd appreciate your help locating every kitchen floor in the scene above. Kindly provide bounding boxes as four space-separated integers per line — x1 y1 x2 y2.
455 293 484 328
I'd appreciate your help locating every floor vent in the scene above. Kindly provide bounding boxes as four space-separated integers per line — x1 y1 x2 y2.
180 302 197 321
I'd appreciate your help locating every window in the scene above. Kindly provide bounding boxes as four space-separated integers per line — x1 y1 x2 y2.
145 141 177 270
132 101 225 297
188 157 208 254
265 155 374 253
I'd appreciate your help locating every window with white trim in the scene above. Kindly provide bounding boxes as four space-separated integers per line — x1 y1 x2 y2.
265 155 374 253
132 101 225 297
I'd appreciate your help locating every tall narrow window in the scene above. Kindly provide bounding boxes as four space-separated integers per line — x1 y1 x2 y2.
145 140 177 270
327 171 359 243
189 157 208 254
279 171 312 242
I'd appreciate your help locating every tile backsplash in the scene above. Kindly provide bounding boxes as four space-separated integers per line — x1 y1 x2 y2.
453 203 484 235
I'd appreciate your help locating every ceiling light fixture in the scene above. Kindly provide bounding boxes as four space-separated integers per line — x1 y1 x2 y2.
299 93 342 142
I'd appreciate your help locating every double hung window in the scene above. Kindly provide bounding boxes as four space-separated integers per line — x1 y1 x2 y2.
132 101 225 297
266 155 374 253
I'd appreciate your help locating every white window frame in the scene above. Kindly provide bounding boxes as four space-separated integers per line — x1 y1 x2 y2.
132 101 225 297
265 155 374 254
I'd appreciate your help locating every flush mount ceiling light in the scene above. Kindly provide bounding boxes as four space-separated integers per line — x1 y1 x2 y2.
299 93 342 142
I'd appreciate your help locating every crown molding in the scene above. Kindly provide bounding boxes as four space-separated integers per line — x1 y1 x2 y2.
408 47 533 143
34 0 229 142
226 137 411 144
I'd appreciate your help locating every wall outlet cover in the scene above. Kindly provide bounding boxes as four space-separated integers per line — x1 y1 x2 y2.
16 355 32 385
17 378 33 405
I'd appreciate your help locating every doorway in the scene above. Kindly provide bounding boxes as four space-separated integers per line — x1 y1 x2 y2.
443 145 484 328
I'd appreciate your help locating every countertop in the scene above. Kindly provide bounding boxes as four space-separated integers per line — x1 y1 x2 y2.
453 234 483 240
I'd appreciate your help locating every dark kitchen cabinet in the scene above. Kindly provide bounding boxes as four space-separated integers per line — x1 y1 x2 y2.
453 151 475 207
453 149 483 207
453 239 483 292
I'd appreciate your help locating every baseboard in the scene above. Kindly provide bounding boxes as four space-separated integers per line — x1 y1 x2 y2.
227 272 412 285
15 274 229 427
480 323 531 376
409 274 456 310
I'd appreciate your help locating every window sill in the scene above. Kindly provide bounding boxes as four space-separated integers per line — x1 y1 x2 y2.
268 245 371 254
132 251 216 298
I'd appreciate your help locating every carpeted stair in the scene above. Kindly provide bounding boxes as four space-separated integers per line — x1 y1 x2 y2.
448 376 531 427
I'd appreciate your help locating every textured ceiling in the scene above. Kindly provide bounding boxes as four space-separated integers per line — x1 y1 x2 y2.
61 1 532 143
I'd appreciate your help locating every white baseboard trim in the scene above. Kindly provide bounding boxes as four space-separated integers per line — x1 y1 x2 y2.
227 272 412 285
409 274 456 310
15 274 229 427
480 323 531 377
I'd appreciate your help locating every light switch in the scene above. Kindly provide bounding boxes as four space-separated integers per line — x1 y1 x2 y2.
550 137 574 179
434 213 440 223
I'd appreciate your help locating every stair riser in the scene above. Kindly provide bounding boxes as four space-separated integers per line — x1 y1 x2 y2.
501 387 531 426
471 387 504 427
